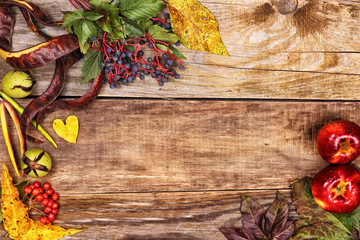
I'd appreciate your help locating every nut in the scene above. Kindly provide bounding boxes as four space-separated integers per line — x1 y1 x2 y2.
20 148 52 178
1 71 35 98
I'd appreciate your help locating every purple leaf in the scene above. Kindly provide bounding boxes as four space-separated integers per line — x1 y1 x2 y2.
240 195 267 239
272 221 295 240
262 191 290 235
219 227 256 240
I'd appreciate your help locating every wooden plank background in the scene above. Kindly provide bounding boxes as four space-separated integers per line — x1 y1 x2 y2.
1 0 360 239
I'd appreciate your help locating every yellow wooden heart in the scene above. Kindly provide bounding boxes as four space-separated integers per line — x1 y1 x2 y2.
52 115 79 143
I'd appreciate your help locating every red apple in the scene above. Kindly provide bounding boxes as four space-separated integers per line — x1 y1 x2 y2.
317 120 360 164
311 164 360 214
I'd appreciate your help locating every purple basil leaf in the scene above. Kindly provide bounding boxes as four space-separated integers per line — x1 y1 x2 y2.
271 221 295 240
219 228 256 240
261 191 289 235
240 195 267 239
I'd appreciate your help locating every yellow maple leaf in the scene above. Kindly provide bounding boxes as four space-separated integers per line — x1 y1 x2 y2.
1 164 83 240
168 0 228 55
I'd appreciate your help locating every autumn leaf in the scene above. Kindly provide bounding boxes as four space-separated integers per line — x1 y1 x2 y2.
168 0 228 55
1 164 30 239
1 164 83 240
15 220 83 240
53 115 79 143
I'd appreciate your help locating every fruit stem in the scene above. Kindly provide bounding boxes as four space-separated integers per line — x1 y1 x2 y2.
0 92 58 148
0 101 21 176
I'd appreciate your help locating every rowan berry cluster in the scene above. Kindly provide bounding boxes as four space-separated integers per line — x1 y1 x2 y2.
24 181 60 224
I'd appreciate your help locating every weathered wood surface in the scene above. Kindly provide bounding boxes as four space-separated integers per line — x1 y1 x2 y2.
1 99 341 192
1 0 360 239
2 0 360 99
0 99 359 239
0 189 294 240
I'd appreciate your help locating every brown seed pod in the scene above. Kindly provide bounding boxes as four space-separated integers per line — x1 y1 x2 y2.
0 7 14 50
36 70 105 124
0 34 79 70
0 0 62 27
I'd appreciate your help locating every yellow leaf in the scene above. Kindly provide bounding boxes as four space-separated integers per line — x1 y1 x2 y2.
1 164 83 240
168 0 228 55
1 164 30 239
53 115 79 143
15 219 83 240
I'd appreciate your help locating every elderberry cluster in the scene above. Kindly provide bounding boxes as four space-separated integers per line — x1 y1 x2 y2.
94 34 185 88
151 13 172 30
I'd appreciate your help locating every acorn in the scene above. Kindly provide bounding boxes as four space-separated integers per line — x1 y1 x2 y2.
1 70 35 98
20 148 52 178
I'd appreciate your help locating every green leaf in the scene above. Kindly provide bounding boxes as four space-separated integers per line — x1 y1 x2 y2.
73 21 88 44
89 0 113 7
291 177 352 239
118 0 165 20
147 24 180 43
81 48 104 85
123 45 135 53
97 18 113 35
79 42 90 54
95 4 124 39
155 43 168 52
62 9 84 27
141 19 153 31
155 44 186 60
82 20 98 39
333 206 360 232
123 19 144 37
291 223 350 240
14 180 29 202
169 44 186 59
83 11 104 21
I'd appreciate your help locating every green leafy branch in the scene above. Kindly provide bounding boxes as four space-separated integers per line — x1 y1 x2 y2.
63 0 182 84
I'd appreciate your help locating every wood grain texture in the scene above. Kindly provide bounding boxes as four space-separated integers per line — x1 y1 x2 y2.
0 189 294 240
1 99 359 193
0 1 359 239
1 0 360 99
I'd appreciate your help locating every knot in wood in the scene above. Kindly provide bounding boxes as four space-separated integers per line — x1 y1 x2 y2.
276 0 298 14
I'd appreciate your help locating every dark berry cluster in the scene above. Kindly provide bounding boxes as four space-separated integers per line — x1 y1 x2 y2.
24 181 60 224
92 31 184 88
151 13 172 30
